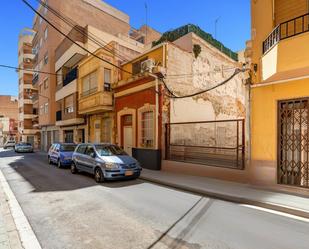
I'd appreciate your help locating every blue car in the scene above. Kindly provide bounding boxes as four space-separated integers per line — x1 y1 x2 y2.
48 143 77 168
71 143 142 182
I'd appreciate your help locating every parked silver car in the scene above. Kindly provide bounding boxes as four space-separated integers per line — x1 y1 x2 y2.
15 142 34 153
3 140 16 149
71 143 142 182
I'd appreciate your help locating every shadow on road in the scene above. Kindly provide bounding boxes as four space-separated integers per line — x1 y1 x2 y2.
0 149 143 192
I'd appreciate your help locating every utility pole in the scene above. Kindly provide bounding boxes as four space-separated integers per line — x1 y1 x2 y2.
145 2 148 43
214 17 220 39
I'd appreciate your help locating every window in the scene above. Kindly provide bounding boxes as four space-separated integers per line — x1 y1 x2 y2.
40 105 44 115
85 146 95 157
39 84 43 93
44 103 48 114
44 27 48 40
104 68 111 91
39 16 42 25
44 78 48 89
141 111 154 148
76 145 86 154
44 53 48 64
64 95 74 114
95 145 127 156
82 71 97 96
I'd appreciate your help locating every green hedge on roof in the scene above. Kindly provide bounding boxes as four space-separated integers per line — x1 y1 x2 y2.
152 24 238 61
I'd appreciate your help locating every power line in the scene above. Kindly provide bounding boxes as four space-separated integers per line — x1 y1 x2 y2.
0 64 60 76
159 68 245 99
22 0 132 75
35 0 131 62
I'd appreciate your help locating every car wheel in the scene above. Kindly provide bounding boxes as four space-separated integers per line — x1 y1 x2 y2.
71 162 78 174
94 167 104 183
57 159 62 169
48 156 52 165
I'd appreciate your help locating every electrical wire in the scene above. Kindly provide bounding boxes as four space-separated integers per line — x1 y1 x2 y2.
0 64 60 75
22 0 133 75
160 68 245 99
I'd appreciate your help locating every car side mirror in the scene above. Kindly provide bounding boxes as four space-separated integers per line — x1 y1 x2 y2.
91 152 96 158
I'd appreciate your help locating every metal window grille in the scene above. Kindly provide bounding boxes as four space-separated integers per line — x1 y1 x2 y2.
278 98 309 188
141 111 154 148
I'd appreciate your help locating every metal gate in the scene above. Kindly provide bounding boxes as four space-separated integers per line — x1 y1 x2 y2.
278 98 309 188
165 119 245 169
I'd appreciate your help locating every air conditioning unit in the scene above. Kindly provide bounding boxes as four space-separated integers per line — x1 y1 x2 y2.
141 59 155 73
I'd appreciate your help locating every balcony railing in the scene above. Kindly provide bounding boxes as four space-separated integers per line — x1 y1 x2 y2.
56 111 62 121
263 13 309 54
32 73 39 85
63 67 78 87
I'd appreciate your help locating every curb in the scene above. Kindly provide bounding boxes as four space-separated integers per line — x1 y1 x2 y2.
140 174 309 219
0 169 42 249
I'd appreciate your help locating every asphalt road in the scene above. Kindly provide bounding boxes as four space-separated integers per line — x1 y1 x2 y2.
0 149 309 249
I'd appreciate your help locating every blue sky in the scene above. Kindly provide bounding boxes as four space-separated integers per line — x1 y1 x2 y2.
0 0 250 96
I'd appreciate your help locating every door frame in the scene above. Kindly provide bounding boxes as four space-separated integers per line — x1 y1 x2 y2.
117 108 136 148
123 126 133 155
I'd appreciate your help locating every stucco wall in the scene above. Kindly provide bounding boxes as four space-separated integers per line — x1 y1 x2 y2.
166 35 246 147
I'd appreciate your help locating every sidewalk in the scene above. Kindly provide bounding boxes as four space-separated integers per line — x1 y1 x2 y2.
0 168 42 249
140 169 309 219
0 181 23 249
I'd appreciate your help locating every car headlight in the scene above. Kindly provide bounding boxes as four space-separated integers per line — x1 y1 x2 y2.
104 162 120 169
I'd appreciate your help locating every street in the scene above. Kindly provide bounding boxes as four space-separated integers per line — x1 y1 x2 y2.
0 149 309 249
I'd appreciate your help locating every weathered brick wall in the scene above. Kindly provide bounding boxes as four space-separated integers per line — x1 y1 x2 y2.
165 33 247 148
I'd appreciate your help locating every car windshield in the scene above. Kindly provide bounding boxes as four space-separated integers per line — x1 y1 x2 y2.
20 143 31 146
60 144 76 152
95 145 127 156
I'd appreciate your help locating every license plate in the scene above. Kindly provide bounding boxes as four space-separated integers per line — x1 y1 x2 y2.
125 171 133 176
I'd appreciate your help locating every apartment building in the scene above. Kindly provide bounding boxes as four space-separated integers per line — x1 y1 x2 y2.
30 0 134 151
17 28 40 147
248 0 309 191
0 96 18 145
115 24 247 175
76 25 159 144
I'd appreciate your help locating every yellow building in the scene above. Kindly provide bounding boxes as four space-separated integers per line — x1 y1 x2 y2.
77 48 116 144
249 0 309 190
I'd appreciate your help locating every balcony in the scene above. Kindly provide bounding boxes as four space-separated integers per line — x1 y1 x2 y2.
55 26 86 72
263 13 309 54
63 67 78 86
261 13 309 82
79 90 113 114
55 78 77 102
